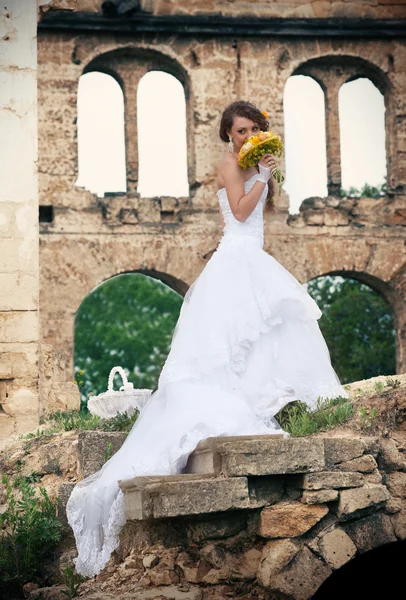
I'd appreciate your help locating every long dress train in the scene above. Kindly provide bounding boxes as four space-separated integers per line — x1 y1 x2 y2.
66 172 348 577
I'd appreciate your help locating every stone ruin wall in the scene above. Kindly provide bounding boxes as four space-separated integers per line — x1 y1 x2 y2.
1 0 406 441
53 430 406 599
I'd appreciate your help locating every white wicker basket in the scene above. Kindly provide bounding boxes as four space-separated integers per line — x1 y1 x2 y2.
87 366 152 420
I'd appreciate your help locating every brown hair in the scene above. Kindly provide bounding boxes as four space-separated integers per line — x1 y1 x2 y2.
219 100 275 212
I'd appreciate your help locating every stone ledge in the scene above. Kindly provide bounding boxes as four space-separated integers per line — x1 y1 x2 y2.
302 471 364 490
120 474 253 520
184 435 325 476
335 484 390 521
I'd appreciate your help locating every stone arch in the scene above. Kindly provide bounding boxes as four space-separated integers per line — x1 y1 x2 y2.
283 74 328 213
73 269 187 395
307 269 400 374
75 70 127 196
73 267 189 316
338 77 387 194
136 70 189 198
312 537 406 599
80 46 195 194
287 55 394 197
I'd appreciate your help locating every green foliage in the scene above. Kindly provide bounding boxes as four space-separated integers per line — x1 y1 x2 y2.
340 180 387 199
19 408 140 441
358 407 379 431
0 476 62 597
306 276 395 384
104 442 113 464
74 273 182 406
61 565 86 598
276 396 354 437
99 409 139 433
374 381 385 393
13 472 42 488
386 377 401 389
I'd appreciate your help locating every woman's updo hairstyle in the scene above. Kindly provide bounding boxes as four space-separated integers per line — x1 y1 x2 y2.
219 100 269 142
219 100 275 212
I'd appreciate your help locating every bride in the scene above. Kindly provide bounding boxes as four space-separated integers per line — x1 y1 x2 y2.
66 100 348 577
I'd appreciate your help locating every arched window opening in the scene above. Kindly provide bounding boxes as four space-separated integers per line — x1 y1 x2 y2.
283 74 328 214
305 275 395 383
137 70 188 197
76 71 126 196
339 77 386 197
74 273 183 407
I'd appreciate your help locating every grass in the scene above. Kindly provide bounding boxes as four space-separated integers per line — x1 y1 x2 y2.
19 408 140 440
276 396 354 437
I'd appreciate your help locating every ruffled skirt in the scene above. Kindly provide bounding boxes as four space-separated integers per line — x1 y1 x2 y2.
66 234 347 577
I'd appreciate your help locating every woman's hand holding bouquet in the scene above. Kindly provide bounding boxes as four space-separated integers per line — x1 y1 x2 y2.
237 130 285 195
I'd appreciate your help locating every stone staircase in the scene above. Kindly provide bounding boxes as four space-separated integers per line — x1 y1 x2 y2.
58 431 406 600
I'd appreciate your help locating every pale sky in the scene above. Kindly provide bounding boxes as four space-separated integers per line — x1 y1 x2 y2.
75 71 386 214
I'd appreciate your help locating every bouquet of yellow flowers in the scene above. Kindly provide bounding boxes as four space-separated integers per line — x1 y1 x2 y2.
237 130 285 194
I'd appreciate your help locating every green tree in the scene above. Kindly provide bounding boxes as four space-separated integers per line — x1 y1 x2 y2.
74 273 183 405
306 276 396 383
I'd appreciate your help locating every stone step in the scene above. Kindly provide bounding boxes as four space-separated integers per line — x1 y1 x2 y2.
184 434 326 476
119 473 252 520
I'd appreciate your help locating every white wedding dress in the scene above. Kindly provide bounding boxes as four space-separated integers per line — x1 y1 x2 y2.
66 173 348 577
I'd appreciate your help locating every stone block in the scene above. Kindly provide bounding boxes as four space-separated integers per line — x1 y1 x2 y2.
187 512 248 542
78 586 203 600
324 438 366 467
379 439 406 471
77 431 127 479
302 489 339 504
302 471 363 490
317 527 357 570
35 436 77 476
47 381 80 412
391 509 406 540
336 484 390 521
324 209 349 226
338 455 377 473
303 211 325 225
0 413 16 443
57 482 75 526
257 539 300 587
120 474 252 520
363 470 383 484
0 273 38 311
185 435 325 477
0 343 38 379
386 497 403 514
386 472 406 498
247 475 285 507
0 311 38 343
344 513 397 553
259 544 332 600
258 502 329 538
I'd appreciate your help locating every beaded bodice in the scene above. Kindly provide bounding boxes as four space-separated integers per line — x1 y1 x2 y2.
216 173 267 249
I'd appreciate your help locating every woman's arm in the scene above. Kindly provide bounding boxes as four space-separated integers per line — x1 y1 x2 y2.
221 154 274 222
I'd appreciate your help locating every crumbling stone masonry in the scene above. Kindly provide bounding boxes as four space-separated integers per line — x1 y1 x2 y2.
58 432 406 600
1 0 405 441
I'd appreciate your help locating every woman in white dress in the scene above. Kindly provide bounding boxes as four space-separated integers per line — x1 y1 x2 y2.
66 100 348 578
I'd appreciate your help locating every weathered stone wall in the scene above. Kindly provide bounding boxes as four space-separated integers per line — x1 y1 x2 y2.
0 0 82 446
0 1 43 443
56 430 406 600
37 21 406 383
76 0 406 19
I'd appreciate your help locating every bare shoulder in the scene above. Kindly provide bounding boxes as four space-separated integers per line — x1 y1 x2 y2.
217 153 240 188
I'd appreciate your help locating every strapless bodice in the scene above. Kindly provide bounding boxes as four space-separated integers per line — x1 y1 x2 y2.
216 173 267 249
